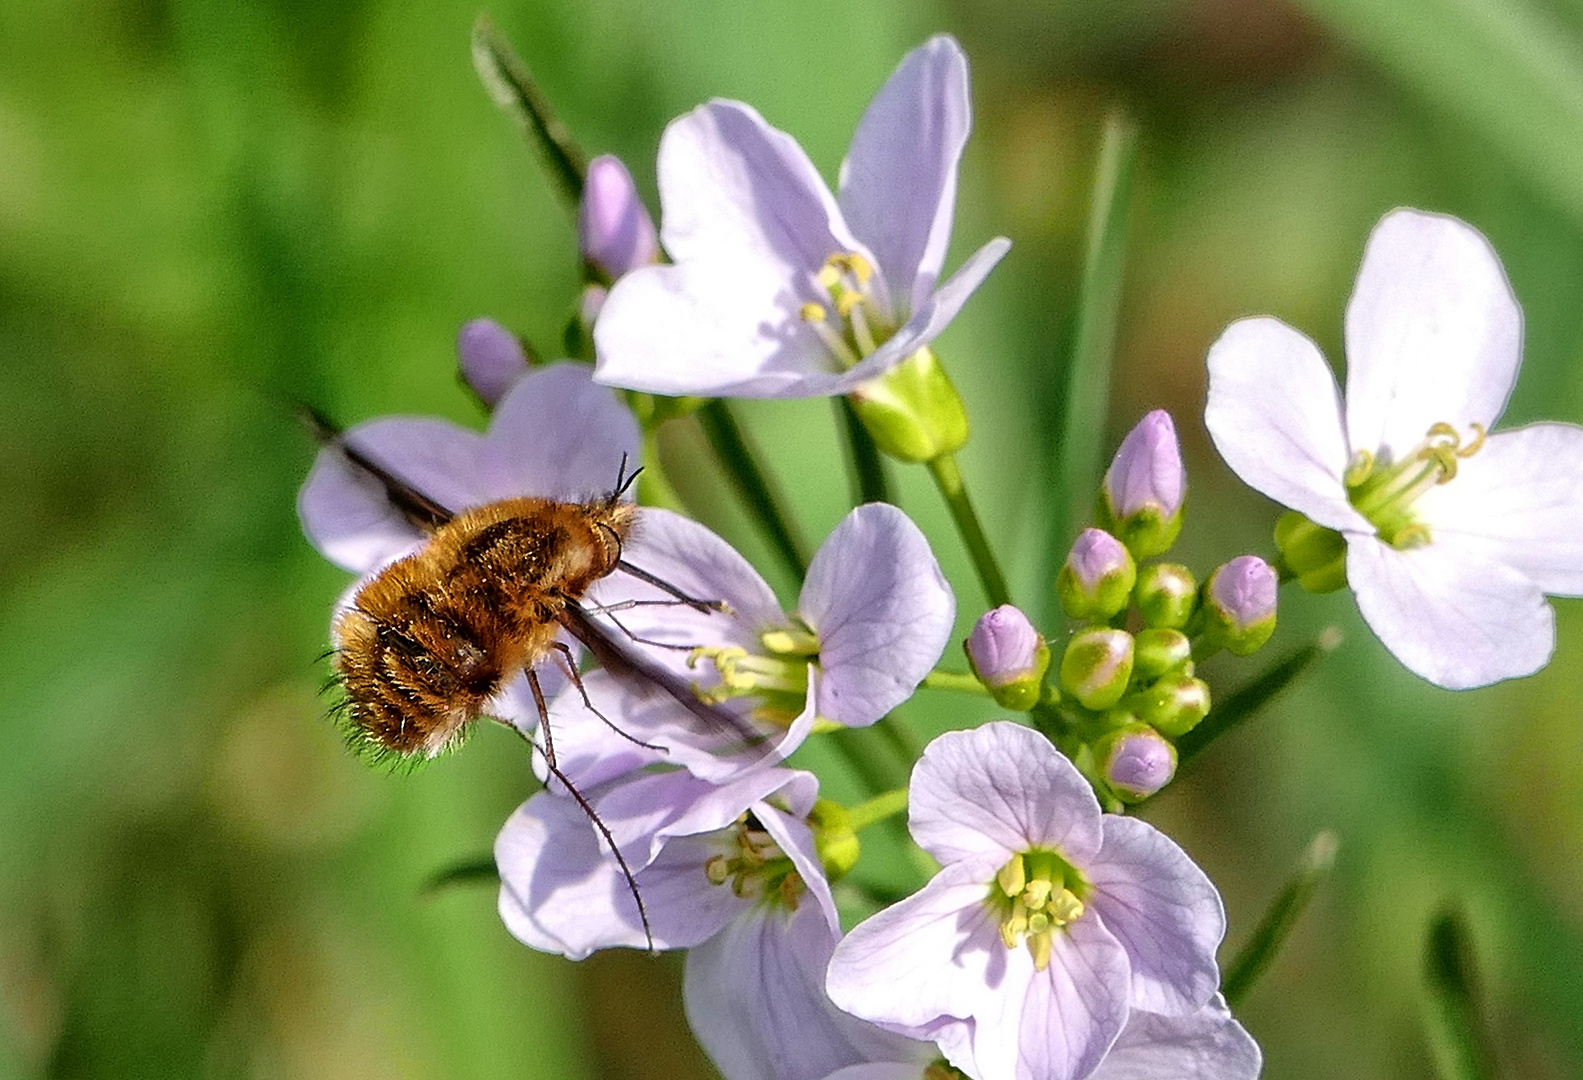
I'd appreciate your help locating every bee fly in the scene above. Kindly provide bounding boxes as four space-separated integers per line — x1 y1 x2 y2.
301 407 759 944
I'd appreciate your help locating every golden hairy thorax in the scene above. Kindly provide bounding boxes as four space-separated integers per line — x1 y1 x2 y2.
332 496 638 758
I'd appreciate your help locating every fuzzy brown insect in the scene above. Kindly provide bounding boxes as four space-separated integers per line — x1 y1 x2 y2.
333 495 637 757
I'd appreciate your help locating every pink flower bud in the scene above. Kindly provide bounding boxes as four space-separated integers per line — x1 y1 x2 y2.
1103 727 1177 801
1207 555 1279 655
965 606 1051 710
1104 410 1185 519
1057 528 1136 622
457 318 529 406
579 155 659 280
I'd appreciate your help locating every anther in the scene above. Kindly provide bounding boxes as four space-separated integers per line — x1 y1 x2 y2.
800 302 828 323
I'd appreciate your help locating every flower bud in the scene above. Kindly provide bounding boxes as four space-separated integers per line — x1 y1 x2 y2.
1097 725 1177 802
457 318 531 407
1132 628 1192 681
965 606 1051 711
1130 672 1211 738
808 799 860 882
1059 628 1135 711
1101 410 1185 558
578 155 659 281
1133 562 1198 629
1056 529 1136 622
1205 555 1279 656
848 347 970 463
1273 511 1347 594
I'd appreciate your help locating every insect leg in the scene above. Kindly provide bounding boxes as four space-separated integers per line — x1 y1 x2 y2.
548 642 664 752
526 668 555 770
593 608 700 653
615 560 728 614
505 718 656 953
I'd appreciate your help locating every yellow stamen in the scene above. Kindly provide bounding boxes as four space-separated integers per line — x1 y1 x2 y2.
800 301 828 323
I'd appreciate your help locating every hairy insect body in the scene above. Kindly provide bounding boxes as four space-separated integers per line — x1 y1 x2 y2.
334 496 636 757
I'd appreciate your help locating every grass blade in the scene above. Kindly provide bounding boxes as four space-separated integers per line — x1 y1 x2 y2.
471 15 588 209
1224 831 1339 1005
1049 108 1140 553
1424 908 1500 1080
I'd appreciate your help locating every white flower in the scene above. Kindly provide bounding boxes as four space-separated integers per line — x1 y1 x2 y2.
592 35 1009 398
1206 208 1583 688
825 723 1226 1080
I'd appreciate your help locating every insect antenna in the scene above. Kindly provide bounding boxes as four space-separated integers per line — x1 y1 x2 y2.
607 453 643 506
297 404 456 530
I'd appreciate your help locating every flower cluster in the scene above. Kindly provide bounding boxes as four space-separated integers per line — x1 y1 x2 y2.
294 23 1583 1080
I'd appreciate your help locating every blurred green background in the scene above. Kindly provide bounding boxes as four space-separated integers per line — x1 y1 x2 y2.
6 0 1583 1076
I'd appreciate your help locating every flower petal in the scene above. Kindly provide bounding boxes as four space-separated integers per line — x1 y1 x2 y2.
1204 317 1369 533
686 902 921 1080
596 766 818 868
658 99 859 270
297 416 487 572
1091 996 1261 1080
480 362 642 503
494 792 740 958
799 504 955 727
756 800 841 936
953 914 1130 1080
1344 209 1523 461
1086 816 1225 1015
1346 533 1553 689
909 722 1103 868
839 35 972 311
826 861 1005 1034
1414 422 1583 595
819 1066 930 1080
595 256 840 397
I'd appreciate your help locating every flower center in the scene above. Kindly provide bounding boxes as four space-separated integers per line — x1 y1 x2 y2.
991 849 1089 972
702 815 805 910
688 622 820 726
1345 421 1487 548
799 252 897 369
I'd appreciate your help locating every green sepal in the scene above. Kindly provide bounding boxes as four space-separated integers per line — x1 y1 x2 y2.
848 347 970 463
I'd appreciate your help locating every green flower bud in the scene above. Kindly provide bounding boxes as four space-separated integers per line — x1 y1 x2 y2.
1056 529 1137 622
1100 410 1186 559
1096 723 1178 803
848 347 970 463
1204 555 1278 656
1132 628 1192 681
1273 511 1347 593
1131 672 1211 738
808 799 860 882
1133 563 1198 630
964 605 1051 711
1059 628 1135 711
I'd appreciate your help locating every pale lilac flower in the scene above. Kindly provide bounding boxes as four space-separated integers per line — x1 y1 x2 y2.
1206 208 1583 688
456 317 530 406
817 996 1260 1080
496 745 912 1080
825 723 1225 1080
593 35 1010 398
576 502 955 738
580 154 661 280
297 362 640 704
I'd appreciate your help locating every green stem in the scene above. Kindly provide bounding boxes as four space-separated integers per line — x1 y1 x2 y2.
922 670 991 696
834 396 892 505
1424 908 1501 1080
1223 832 1339 1005
874 713 922 769
695 399 810 581
926 452 1012 609
637 430 688 513
847 788 909 833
